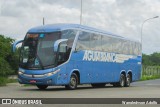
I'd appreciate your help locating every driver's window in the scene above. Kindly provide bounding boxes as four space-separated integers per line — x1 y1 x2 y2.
59 43 67 53
57 42 67 65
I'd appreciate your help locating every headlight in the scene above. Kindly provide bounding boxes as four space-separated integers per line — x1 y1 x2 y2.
18 70 24 75
18 71 23 75
44 69 60 76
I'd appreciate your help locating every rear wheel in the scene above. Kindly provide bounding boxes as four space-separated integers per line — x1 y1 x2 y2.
65 73 78 90
125 74 131 87
91 83 106 88
36 85 48 90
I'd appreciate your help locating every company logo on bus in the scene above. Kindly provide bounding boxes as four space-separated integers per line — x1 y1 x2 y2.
83 50 134 63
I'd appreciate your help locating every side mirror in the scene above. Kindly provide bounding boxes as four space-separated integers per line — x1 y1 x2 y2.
12 40 23 52
53 39 68 52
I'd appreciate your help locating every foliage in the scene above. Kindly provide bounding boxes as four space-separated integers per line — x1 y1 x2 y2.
0 35 19 76
140 75 160 81
0 77 8 86
142 53 160 66
0 77 17 86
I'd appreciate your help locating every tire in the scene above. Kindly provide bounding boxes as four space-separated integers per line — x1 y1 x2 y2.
65 73 78 90
91 83 106 88
125 74 131 87
36 85 48 90
118 74 125 87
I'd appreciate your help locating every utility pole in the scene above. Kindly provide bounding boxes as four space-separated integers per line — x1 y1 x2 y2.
43 17 45 25
140 16 159 78
80 0 82 25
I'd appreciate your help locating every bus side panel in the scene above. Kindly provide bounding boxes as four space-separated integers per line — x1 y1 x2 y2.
55 64 67 85
91 62 118 83
71 51 91 83
70 50 141 84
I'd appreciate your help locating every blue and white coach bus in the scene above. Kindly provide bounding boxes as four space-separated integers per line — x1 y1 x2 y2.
12 24 141 90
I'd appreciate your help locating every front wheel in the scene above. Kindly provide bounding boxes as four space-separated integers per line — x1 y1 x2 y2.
65 73 78 90
36 85 48 90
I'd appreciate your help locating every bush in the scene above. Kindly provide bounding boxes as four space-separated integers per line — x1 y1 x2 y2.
0 57 14 76
0 77 8 86
0 35 18 76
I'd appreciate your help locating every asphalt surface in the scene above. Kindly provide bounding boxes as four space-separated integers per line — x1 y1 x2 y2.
0 79 160 107
0 79 160 98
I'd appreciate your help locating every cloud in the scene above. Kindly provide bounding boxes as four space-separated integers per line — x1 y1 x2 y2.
0 0 160 54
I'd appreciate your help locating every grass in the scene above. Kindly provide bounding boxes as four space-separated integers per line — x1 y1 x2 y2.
140 75 160 81
0 77 8 86
23 84 34 87
0 76 17 86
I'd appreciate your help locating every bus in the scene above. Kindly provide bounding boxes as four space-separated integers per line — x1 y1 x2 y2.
12 24 141 90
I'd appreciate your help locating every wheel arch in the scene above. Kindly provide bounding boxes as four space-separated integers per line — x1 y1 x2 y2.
70 69 80 84
120 70 126 77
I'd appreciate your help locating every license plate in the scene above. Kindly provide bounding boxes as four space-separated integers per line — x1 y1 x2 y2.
30 80 36 83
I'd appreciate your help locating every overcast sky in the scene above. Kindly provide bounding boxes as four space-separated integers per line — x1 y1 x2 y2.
0 0 160 54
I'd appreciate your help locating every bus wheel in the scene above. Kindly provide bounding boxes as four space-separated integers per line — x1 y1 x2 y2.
119 74 125 87
125 74 131 87
91 83 106 88
65 73 78 90
36 85 48 90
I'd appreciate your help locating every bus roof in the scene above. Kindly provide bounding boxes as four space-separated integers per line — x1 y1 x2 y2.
28 23 140 43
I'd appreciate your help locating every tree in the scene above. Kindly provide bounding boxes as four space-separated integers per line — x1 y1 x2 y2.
0 35 19 76
142 53 160 66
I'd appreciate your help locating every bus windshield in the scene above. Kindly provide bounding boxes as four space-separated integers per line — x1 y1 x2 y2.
19 30 77 69
19 32 61 69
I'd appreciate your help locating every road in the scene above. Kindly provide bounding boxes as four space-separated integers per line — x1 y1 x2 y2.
0 79 160 107
0 79 160 98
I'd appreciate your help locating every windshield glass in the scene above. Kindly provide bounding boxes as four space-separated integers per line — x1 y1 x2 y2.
19 32 60 69
19 30 77 70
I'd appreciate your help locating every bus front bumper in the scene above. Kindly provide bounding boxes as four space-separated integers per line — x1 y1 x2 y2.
18 74 57 86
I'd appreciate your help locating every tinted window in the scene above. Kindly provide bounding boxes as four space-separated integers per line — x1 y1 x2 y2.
112 38 122 54
101 35 112 52
61 30 77 49
76 30 141 55
90 33 101 51
76 31 90 51
37 32 60 67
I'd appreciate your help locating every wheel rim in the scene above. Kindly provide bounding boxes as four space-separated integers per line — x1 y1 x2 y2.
70 76 77 88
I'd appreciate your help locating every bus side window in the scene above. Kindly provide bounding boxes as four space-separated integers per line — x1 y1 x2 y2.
101 35 112 52
90 33 102 51
76 31 90 51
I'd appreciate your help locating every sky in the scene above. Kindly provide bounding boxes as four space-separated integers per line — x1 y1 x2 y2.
0 0 160 54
